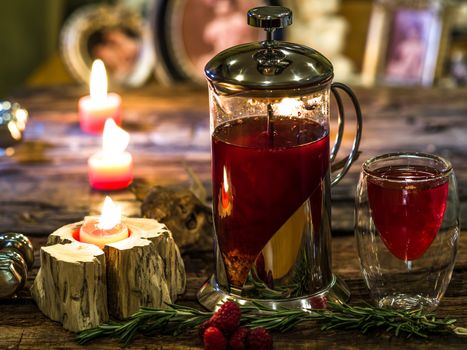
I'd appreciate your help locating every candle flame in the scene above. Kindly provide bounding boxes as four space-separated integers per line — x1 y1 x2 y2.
223 166 229 193
90 59 108 101
97 196 121 230
274 98 303 116
7 121 21 140
102 119 130 155
15 108 28 130
220 166 232 214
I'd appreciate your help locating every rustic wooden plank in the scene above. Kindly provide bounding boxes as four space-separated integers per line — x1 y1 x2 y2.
1 85 467 348
1 86 466 235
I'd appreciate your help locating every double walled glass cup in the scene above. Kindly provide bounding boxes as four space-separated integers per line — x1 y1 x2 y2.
355 152 460 311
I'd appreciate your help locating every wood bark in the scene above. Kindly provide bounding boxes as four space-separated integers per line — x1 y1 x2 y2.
31 217 186 331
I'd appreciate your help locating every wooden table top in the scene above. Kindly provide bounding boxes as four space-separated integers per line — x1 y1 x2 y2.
0 85 466 349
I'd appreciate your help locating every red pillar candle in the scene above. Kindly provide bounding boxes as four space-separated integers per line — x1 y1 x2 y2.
79 60 122 134
88 119 133 190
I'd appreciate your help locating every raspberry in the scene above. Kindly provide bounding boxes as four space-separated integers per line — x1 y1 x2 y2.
210 301 241 335
247 327 273 350
203 326 227 350
198 320 212 340
310 296 328 309
229 327 249 350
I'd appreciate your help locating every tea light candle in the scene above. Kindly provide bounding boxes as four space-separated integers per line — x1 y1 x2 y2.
79 196 129 248
79 60 122 134
88 119 133 190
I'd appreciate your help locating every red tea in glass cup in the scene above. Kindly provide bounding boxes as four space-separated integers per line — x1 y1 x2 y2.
356 153 460 311
367 165 449 261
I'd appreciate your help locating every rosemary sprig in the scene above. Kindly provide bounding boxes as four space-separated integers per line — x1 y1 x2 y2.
243 301 467 338
76 302 467 345
76 304 212 345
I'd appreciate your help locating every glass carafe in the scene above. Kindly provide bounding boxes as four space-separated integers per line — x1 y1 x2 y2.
198 6 363 310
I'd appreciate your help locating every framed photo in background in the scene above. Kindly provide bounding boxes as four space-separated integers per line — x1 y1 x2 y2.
151 0 281 85
362 0 451 86
61 4 155 87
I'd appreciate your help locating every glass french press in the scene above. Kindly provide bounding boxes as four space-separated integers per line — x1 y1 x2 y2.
198 6 362 310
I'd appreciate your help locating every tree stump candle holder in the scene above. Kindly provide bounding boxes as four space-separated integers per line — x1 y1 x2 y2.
31 217 186 332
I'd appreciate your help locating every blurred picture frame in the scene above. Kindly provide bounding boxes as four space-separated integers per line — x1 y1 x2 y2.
151 0 281 85
362 0 451 86
441 2 467 86
60 4 155 88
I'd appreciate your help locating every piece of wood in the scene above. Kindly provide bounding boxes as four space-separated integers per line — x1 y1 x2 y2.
30 241 108 332
103 218 186 319
140 186 213 251
31 217 186 331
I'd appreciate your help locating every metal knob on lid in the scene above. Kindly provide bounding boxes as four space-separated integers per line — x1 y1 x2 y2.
247 6 292 29
0 233 34 298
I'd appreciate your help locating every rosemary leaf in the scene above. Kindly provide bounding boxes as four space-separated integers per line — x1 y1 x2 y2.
76 301 467 345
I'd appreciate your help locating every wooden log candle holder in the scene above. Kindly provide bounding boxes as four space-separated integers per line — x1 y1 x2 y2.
31 217 186 332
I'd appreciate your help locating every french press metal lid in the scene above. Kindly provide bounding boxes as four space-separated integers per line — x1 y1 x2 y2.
205 6 334 95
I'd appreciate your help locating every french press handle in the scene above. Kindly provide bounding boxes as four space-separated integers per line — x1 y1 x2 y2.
247 6 362 184
329 83 363 186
